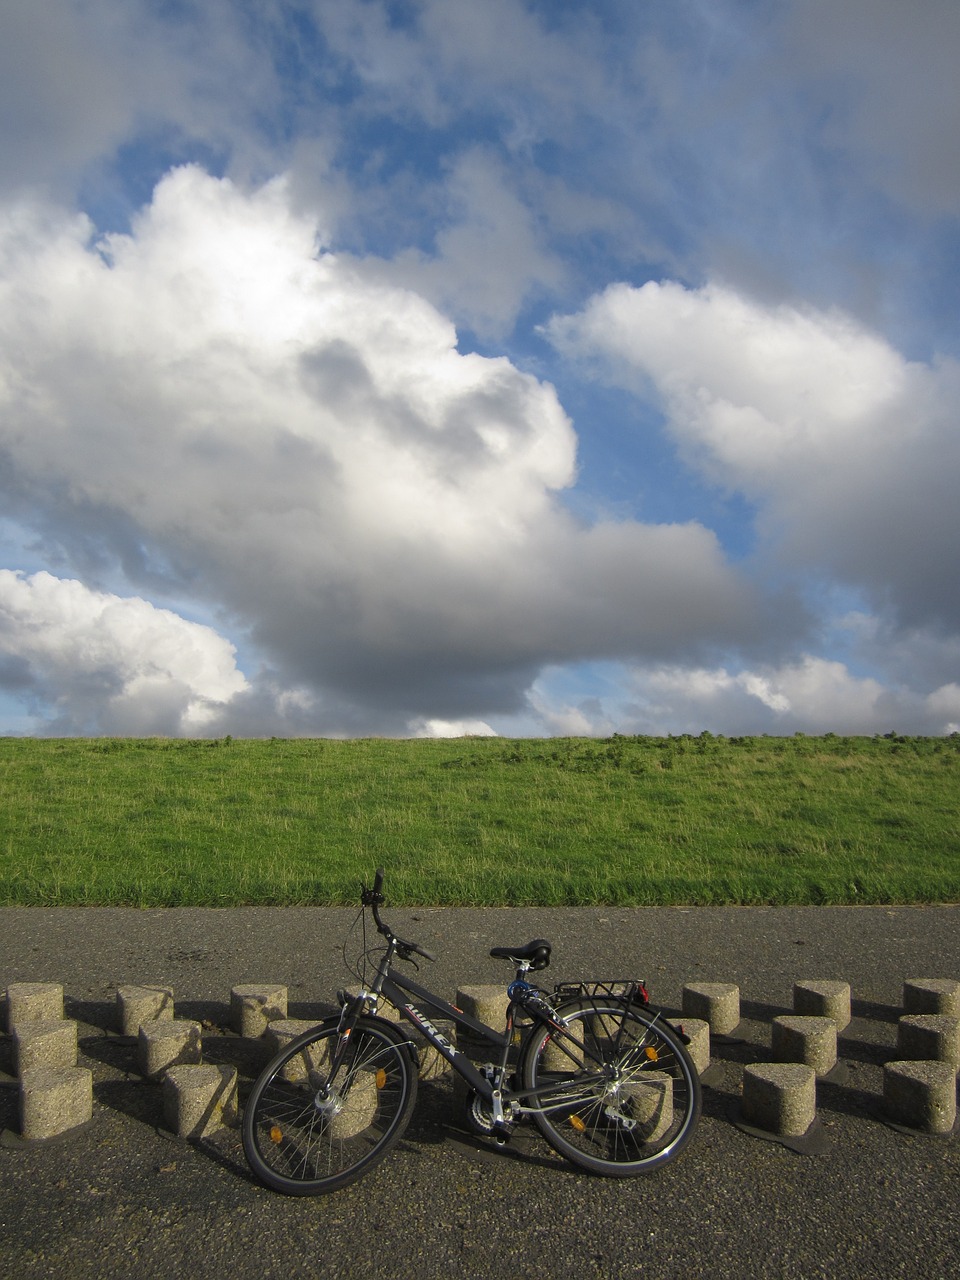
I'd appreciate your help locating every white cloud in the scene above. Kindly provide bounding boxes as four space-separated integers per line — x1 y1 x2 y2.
410 717 497 738
0 167 767 732
547 280 960 632
0 570 247 734
524 653 960 739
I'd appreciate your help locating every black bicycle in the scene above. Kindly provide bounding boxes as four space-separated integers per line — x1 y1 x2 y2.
242 869 701 1194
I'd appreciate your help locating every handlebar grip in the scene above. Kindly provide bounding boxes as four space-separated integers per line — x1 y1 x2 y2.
373 867 385 895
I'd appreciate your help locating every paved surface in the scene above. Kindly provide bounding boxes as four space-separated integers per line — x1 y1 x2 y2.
1 904 959 1279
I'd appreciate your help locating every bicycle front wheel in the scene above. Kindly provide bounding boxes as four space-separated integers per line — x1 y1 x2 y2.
243 1016 418 1195
520 997 701 1176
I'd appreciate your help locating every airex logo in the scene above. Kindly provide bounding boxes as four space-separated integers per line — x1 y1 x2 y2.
402 1004 458 1058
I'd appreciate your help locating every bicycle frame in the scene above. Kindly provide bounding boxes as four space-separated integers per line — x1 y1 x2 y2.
339 940 634 1131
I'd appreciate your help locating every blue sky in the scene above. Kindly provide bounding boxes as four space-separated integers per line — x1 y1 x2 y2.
1 0 959 738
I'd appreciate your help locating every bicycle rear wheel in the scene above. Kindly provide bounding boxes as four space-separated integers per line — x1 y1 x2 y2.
520 997 700 1176
242 1016 418 1195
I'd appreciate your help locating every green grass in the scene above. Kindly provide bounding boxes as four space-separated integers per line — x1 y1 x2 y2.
1 733 959 906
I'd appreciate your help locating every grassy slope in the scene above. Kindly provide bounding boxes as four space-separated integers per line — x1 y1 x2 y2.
1 734 958 906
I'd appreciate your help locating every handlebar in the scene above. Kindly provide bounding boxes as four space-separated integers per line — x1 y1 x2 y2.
362 868 436 963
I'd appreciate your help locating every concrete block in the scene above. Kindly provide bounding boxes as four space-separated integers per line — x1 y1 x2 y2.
682 982 740 1035
138 1020 203 1081
903 979 960 1018
116 985 174 1036
772 1015 838 1077
230 985 288 1038
623 1070 673 1141
276 1028 333 1085
897 1014 960 1072
793 980 851 1030
741 1063 816 1137
13 1020 78 1075
884 1060 957 1134
542 1018 585 1072
163 1064 238 1140
416 1041 451 1080
456 985 509 1031
5 983 63 1032
264 1019 327 1057
678 1018 711 1075
329 1069 378 1140
19 1066 92 1140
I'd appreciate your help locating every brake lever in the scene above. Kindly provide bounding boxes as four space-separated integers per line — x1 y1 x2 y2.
397 939 436 964
396 946 420 970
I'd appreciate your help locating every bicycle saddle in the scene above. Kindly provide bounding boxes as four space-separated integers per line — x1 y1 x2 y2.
489 939 552 971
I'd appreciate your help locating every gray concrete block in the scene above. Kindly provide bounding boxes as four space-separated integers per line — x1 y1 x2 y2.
772 1015 838 1077
116 985 174 1036
884 1059 957 1134
897 1014 960 1071
793 980 851 1030
230 984 288 1038
264 1018 327 1057
679 1018 711 1076
19 1066 92 1140
903 978 960 1018
163 1064 238 1140
4 983 63 1032
456 985 509 1031
329 1069 377 1139
682 982 740 1035
542 1017 585 1072
741 1062 816 1137
138 1019 203 1081
416 1041 452 1080
622 1070 673 1141
13 1020 78 1075
275 1028 333 1085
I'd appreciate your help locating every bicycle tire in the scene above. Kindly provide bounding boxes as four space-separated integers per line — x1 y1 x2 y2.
242 1015 418 1195
519 996 701 1176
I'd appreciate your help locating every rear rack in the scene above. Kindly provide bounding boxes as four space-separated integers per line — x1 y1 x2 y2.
553 979 649 1006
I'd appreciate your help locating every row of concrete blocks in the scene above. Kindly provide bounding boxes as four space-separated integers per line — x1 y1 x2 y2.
355 975 960 1138
451 977 960 1139
4 975 460 1143
683 977 960 1138
2 981 294 1142
5 976 959 1143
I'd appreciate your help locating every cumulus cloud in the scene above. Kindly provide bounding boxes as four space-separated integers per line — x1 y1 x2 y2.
0 167 770 733
0 570 247 734
526 655 960 739
547 280 960 632
410 717 497 738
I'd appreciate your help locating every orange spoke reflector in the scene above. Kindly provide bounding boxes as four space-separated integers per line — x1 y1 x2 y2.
569 1114 586 1132
645 1047 659 1062
270 1126 283 1144
376 1068 387 1089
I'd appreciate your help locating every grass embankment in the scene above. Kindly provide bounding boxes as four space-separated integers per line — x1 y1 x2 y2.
1 734 958 907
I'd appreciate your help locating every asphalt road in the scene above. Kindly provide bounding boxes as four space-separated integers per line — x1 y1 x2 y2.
1 903 959 1279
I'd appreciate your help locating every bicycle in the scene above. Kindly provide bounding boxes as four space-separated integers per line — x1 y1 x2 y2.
242 869 701 1195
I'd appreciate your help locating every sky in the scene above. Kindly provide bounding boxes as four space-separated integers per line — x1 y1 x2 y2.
1 0 959 740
